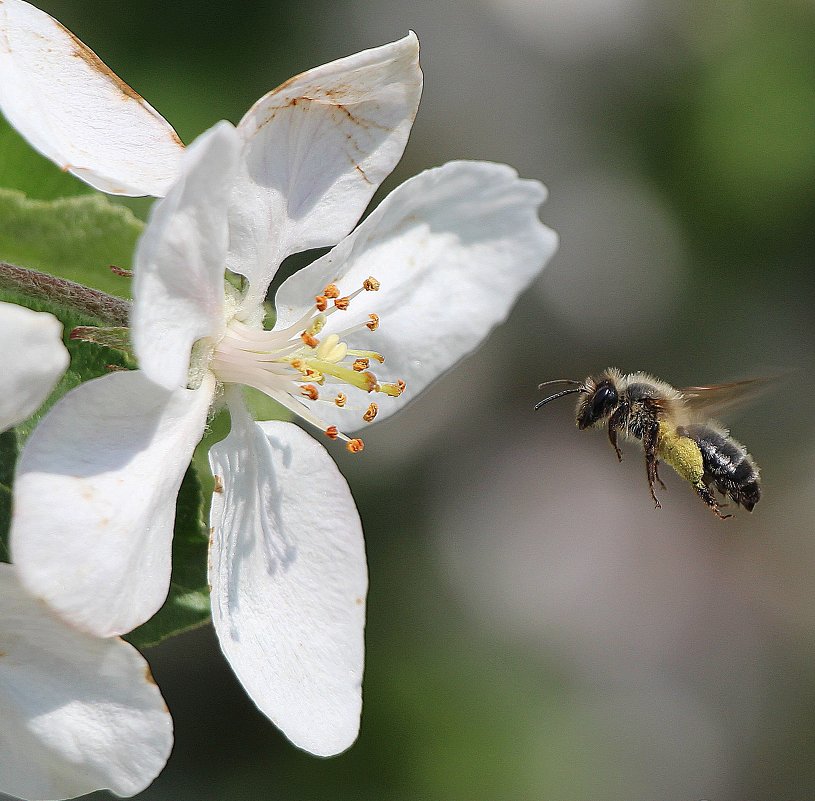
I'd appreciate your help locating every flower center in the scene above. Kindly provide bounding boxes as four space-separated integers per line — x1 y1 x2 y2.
210 277 404 452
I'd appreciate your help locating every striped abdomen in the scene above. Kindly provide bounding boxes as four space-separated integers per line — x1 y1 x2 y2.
680 423 761 511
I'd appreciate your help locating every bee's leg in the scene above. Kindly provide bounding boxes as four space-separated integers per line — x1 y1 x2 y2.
653 460 667 490
642 422 662 508
607 409 624 462
695 481 732 520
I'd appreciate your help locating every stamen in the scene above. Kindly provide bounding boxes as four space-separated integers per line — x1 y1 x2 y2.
379 380 406 397
209 275 401 457
309 315 326 335
347 349 385 363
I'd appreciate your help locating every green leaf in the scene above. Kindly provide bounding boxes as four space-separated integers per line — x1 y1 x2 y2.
0 188 143 297
0 119 92 201
126 466 212 649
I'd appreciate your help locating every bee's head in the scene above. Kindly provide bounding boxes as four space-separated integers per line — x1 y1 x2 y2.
575 376 620 429
535 371 621 429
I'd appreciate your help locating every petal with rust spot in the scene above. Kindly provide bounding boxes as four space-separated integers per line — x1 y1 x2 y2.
0 0 184 196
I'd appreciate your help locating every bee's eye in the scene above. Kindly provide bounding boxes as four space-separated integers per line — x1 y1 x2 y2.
589 383 618 419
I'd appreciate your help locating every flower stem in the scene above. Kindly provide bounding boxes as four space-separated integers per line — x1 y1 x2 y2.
0 261 130 326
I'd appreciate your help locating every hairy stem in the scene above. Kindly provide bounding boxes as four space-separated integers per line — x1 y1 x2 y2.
0 261 130 326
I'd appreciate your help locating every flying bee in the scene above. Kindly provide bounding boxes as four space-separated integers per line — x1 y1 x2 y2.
535 368 764 519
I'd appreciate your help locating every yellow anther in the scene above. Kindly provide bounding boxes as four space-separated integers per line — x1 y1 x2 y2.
366 313 380 331
315 295 328 312
348 349 384 364
347 438 365 453
363 276 381 291
334 392 347 407
323 283 340 299
325 426 339 440
300 384 319 401
300 330 319 348
352 358 370 372
379 380 405 397
363 403 378 422
334 296 351 311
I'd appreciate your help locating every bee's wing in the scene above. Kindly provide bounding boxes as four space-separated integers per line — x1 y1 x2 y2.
678 376 778 418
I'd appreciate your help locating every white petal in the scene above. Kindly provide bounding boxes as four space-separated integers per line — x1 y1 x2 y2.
209 401 367 756
0 0 183 196
11 369 215 637
228 33 422 305
0 564 172 801
0 301 68 431
132 121 242 390
273 161 559 427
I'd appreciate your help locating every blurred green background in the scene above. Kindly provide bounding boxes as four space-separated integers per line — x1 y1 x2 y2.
3 0 815 799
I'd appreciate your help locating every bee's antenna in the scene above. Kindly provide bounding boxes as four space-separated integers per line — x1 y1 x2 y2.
537 379 583 390
534 386 584 410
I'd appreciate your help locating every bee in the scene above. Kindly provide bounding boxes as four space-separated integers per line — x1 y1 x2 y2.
535 368 763 518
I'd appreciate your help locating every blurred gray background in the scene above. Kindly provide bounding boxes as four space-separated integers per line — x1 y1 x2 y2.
3 0 815 798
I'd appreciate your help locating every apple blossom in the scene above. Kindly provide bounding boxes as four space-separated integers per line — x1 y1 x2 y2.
0 300 68 430
0 564 173 801
0 302 171 800
2 0 558 758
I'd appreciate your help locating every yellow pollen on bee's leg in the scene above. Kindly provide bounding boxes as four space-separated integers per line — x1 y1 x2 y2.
334 392 347 407
352 358 369 372
300 384 319 401
347 438 365 453
363 403 378 422
323 283 340 299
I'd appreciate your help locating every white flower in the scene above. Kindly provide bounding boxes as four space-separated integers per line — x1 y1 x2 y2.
2 0 558 757
0 303 171 800
0 565 173 801
0 300 68 430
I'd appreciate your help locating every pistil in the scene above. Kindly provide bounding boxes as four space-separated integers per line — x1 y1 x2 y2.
210 276 405 451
